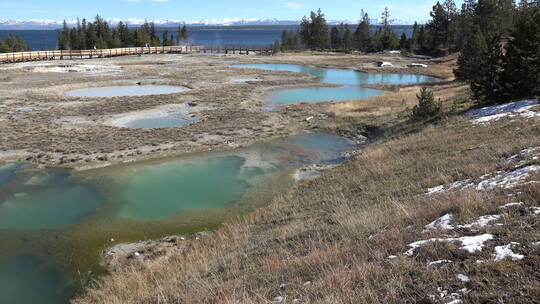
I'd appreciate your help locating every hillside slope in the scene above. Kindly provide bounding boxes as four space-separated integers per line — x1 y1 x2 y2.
76 98 540 304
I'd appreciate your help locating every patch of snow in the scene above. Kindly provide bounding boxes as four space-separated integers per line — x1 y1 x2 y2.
522 147 540 154
476 165 540 190
424 213 454 231
499 202 524 209
447 300 462 304
472 113 510 124
450 179 473 189
457 215 501 229
532 241 540 246
408 63 428 68
378 61 394 67
388 255 398 259
426 185 445 195
466 100 539 124
428 259 452 265
465 100 540 117
493 243 525 261
426 180 473 195
457 274 470 282
271 296 284 303
405 234 494 256
530 207 540 215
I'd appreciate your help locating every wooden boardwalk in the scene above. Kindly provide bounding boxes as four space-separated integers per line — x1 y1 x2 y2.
0 45 200 64
0 44 274 64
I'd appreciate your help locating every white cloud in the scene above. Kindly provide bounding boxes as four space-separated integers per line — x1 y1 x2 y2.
285 2 304 9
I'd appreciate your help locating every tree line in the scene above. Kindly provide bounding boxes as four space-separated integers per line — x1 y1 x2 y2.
0 34 31 53
57 15 190 50
455 0 539 105
277 7 407 53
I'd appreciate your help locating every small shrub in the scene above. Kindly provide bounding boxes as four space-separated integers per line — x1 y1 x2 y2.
411 87 442 120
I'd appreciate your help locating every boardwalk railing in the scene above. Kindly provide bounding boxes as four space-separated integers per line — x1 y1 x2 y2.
0 45 201 64
200 45 274 56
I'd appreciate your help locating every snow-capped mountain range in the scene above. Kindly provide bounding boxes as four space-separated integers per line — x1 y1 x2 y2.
0 17 414 30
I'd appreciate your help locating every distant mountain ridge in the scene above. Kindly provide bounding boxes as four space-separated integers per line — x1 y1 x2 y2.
0 17 415 30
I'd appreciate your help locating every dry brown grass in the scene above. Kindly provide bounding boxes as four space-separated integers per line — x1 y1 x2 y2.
74 95 540 304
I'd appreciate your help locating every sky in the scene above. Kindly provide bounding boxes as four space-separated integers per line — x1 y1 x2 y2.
0 0 465 22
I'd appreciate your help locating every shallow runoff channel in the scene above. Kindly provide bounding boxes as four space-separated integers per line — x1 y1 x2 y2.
0 132 355 304
231 64 439 108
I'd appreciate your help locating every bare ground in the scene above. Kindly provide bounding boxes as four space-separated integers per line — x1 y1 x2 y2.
0 52 450 169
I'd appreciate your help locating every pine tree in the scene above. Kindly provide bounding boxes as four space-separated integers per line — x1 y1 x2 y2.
355 10 371 52
299 16 311 48
455 27 488 81
273 40 281 53
330 26 341 49
399 32 408 50
412 87 442 119
427 2 450 50
178 25 189 44
455 1 475 50
417 25 427 49
342 24 353 50
85 22 98 49
281 30 290 50
58 20 71 50
379 7 399 50
470 36 507 105
0 34 31 52
503 6 540 100
162 30 171 46
299 9 330 49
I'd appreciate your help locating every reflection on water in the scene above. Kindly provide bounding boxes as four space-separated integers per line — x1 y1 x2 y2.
0 132 355 304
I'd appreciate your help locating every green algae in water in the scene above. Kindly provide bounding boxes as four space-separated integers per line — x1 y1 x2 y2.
0 255 69 304
0 163 21 185
119 156 253 220
0 184 103 230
